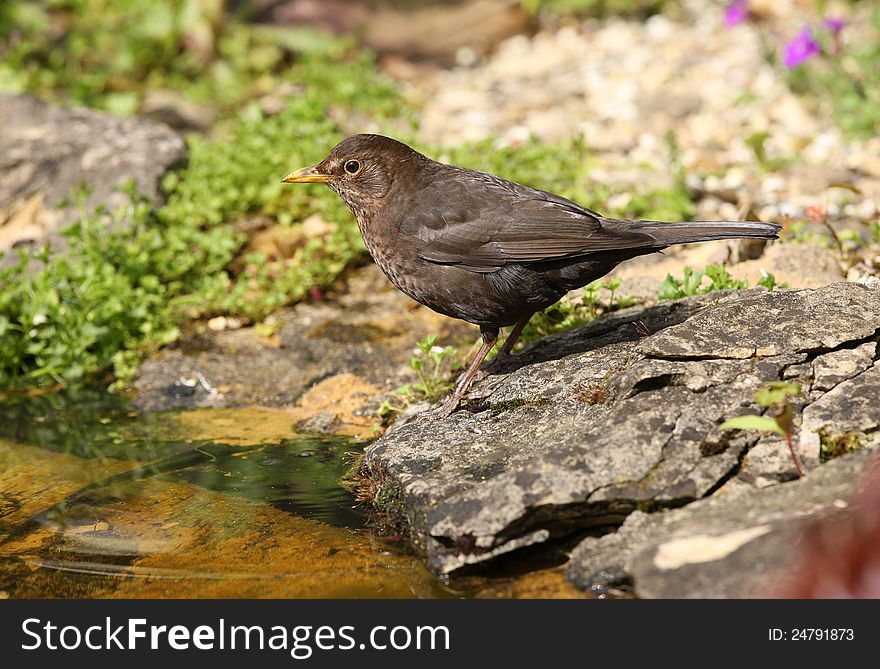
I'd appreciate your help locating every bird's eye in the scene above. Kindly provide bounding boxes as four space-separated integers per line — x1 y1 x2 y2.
344 160 361 175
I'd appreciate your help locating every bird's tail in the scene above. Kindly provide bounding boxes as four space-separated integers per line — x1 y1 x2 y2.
622 220 781 246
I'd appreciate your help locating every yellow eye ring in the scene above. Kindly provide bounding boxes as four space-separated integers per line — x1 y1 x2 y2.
344 160 361 175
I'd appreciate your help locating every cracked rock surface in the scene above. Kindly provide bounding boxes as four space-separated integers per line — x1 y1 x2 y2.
361 282 880 581
567 448 875 598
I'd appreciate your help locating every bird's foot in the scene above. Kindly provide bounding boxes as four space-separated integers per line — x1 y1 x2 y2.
419 397 460 421
420 378 501 421
422 333 501 421
463 385 495 401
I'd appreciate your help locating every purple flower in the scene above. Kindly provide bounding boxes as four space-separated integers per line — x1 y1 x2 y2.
823 17 845 36
724 0 750 27
784 26 821 68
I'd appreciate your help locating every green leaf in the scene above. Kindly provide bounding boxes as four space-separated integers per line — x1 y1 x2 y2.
754 381 801 407
657 274 682 301
602 276 621 291
683 267 704 294
720 415 784 434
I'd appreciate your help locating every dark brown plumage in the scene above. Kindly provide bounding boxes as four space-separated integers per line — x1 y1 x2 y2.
283 134 780 418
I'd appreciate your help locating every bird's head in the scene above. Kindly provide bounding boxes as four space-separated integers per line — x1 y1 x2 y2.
282 134 425 214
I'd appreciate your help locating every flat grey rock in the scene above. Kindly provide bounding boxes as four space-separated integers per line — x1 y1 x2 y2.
566 449 874 598
361 283 880 577
0 94 186 256
638 282 880 359
811 342 876 392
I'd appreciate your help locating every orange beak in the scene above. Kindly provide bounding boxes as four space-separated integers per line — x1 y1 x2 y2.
281 166 331 184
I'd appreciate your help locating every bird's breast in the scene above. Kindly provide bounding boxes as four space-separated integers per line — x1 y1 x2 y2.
354 214 418 294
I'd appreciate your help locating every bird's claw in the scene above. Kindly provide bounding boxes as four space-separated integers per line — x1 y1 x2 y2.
463 385 495 401
419 379 501 421
419 400 458 421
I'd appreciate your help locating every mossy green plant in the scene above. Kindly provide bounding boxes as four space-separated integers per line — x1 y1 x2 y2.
658 263 750 301
0 189 233 389
818 429 866 463
489 397 553 416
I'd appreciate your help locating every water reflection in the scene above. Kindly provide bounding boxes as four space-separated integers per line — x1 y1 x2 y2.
0 387 183 461
168 438 365 526
0 390 450 598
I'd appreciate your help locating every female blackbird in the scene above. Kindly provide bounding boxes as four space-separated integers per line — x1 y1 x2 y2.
283 134 779 419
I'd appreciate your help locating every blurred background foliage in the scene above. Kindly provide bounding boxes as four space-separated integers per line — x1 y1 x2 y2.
0 0 674 117
0 0 355 115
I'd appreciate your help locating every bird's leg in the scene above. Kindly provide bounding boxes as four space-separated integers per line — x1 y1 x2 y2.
474 313 534 381
422 329 498 420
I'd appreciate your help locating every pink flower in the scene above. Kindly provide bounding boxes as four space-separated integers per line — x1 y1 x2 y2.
823 17 845 36
724 0 750 27
784 26 820 68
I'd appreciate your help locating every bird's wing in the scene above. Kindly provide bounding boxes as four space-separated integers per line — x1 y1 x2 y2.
400 170 655 273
